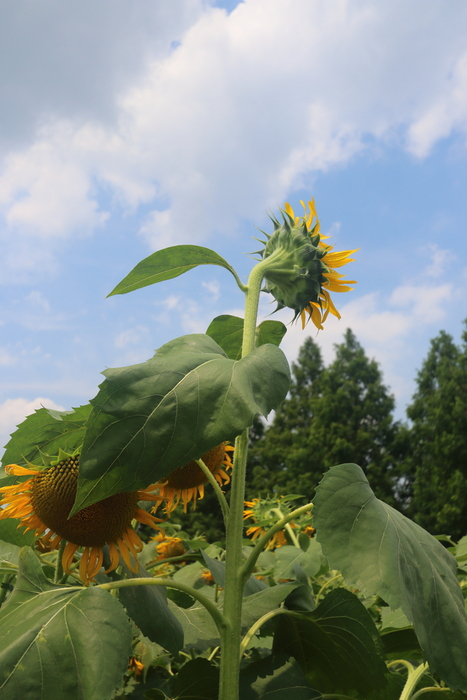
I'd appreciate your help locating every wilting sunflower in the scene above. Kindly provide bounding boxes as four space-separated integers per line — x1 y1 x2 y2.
152 532 187 560
153 442 233 514
260 198 357 331
0 453 164 584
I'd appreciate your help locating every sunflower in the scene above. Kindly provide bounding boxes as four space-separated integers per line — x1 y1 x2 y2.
243 498 289 550
153 442 233 514
284 199 357 330
152 532 187 560
0 454 164 584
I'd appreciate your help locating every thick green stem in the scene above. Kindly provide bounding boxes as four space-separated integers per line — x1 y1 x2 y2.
241 503 313 581
410 689 450 700
399 663 429 700
196 458 229 525
218 259 269 700
97 577 228 636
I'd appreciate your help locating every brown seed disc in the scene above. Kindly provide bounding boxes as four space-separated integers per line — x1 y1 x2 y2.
164 443 227 490
31 457 139 547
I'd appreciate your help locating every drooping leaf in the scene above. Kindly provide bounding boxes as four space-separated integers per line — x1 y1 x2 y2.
313 463 467 693
0 548 132 700
107 245 240 297
273 588 387 696
117 563 184 656
239 654 322 700
206 316 287 360
74 334 290 512
171 658 219 700
0 519 35 548
1 404 91 473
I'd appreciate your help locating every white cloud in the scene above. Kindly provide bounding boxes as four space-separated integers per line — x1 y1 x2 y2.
0 397 65 455
1 0 467 269
114 325 149 349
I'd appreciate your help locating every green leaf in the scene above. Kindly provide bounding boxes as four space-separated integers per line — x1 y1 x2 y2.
107 245 240 297
0 548 132 700
380 607 411 630
313 463 467 693
117 564 184 656
171 658 219 700
284 564 316 612
273 588 387 696
200 551 268 597
206 316 287 360
239 654 322 699
0 541 21 567
74 334 290 512
1 404 91 472
241 583 301 628
256 320 288 348
0 519 35 548
380 628 422 657
168 600 220 650
273 543 323 580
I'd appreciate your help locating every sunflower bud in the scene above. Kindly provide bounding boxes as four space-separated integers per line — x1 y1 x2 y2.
259 199 357 330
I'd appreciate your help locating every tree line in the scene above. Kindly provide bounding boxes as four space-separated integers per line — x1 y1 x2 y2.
172 322 467 542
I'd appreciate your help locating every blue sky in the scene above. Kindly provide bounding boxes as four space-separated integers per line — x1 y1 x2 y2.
1 0 467 452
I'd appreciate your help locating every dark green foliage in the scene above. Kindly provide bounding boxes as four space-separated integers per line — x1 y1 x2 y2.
314 463 467 693
247 330 404 506
403 323 467 539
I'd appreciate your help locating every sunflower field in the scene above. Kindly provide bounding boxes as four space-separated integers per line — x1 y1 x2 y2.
1 201 467 700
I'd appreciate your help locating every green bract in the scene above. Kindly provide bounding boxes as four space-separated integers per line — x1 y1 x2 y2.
260 210 328 319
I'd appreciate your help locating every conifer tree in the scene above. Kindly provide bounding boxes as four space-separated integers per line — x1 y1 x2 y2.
246 330 404 506
404 323 467 539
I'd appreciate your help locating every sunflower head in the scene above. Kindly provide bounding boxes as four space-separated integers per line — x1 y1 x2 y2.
259 199 357 330
243 495 313 550
153 442 233 514
0 451 164 584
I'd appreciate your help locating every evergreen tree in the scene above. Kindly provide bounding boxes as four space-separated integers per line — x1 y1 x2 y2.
246 329 404 506
403 323 467 539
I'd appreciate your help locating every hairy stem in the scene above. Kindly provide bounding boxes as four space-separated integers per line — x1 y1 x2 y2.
218 259 269 700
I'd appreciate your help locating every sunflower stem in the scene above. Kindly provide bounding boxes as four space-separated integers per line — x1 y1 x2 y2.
54 539 66 584
196 458 229 525
239 606 287 658
218 258 270 700
97 577 228 636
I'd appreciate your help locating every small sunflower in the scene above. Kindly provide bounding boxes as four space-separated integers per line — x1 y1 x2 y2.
0 453 164 584
153 443 233 514
260 198 357 331
243 496 313 550
243 498 289 549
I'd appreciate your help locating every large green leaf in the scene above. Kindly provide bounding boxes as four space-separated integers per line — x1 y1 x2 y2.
239 655 322 700
107 245 240 296
73 334 290 512
273 588 387 696
168 600 220 650
313 463 467 693
171 658 219 700
0 549 132 700
240 583 301 628
0 519 35 547
1 404 91 473
206 316 287 360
